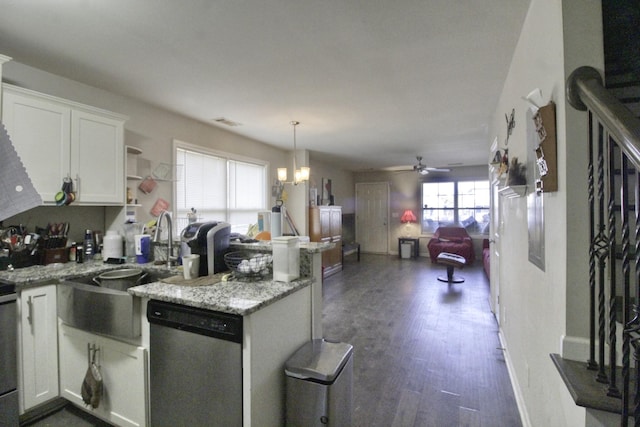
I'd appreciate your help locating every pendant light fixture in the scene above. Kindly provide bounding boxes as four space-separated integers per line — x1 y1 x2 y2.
277 121 310 185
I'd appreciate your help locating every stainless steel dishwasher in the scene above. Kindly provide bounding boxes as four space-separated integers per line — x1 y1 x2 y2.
147 300 243 427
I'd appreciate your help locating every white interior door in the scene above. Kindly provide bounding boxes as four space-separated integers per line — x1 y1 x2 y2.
356 182 389 254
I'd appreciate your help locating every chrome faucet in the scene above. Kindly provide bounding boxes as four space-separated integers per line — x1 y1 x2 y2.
153 210 175 267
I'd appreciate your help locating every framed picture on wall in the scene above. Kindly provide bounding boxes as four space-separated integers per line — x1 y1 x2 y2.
322 178 332 205
526 108 544 271
309 187 317 206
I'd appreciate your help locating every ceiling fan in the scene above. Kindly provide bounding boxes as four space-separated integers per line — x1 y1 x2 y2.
412 156 450 175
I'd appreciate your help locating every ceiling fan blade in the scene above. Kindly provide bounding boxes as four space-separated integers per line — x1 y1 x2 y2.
384 156 450 175
381 164 414 172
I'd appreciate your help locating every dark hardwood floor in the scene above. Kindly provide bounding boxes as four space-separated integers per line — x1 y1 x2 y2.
23 403 111 427
324 253 522 427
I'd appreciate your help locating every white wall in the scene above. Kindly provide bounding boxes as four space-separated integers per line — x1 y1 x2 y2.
562 0 603 343
309 157 356 214
489 0 602 425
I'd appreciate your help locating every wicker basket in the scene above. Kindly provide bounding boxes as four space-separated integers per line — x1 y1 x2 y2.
224 251 272 278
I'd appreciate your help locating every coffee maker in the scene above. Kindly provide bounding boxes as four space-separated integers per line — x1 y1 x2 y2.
180 221 231 276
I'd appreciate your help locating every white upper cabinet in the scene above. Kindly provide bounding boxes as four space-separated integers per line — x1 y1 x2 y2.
2 91 71 203
2 84 127 205
0 54 12 117
71 110 125 204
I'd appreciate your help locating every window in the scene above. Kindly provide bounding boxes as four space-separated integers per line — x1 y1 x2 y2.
422 182 455 229
422 180 490 235
174 143 268 235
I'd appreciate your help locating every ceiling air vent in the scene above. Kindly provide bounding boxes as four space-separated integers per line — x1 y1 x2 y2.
212 117 242 127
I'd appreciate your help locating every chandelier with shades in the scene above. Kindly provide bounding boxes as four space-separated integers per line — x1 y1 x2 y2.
277 121 310 185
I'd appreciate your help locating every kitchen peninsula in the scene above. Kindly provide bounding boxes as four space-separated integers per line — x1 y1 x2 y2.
129 240 330 426
131 274 314 426
1 241 331 427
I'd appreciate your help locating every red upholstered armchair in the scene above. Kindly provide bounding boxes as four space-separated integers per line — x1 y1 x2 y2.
483 239 490 279
427 227 475 264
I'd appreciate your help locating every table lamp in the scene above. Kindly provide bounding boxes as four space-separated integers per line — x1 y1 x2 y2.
400 210 417 235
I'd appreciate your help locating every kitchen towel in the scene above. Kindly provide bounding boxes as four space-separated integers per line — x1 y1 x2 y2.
0 123 42 220
81 345 103 409
81 361 103 409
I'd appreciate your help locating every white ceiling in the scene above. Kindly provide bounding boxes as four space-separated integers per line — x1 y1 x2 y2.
0 0 530 171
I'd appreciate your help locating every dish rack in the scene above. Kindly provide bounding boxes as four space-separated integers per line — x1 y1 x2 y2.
224 251 273 279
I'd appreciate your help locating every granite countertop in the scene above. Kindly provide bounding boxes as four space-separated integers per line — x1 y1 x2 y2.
230 240 334 253
0 241 332 288
0 255 314 317
128 275 314 316
0 259 179 289
1 248 316 316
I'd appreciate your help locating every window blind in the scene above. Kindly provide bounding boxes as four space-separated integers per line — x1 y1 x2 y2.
175 147 267 234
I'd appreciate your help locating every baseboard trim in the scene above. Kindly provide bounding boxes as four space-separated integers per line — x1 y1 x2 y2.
499 329 532 427
19 397 68 426
561 335 590 362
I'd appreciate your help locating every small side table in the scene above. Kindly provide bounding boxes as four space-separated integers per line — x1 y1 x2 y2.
398 237 420 259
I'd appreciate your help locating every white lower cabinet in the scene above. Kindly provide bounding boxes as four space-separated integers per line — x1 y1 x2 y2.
19 285 59 412
58 323 147 427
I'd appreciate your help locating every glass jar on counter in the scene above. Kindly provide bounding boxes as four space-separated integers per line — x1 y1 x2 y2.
68 242 77 262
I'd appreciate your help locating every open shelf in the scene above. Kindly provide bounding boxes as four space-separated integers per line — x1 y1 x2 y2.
498 185 527 198
126 146 142 155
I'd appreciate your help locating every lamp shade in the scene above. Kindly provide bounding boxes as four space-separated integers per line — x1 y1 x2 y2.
299 166 310 182
400 210 417 223
277 168 288 182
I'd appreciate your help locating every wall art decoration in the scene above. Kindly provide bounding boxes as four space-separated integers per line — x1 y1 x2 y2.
533 102 558 192
526 107 544 271
322 178 332 205
309 187 318 207
505 108 515 145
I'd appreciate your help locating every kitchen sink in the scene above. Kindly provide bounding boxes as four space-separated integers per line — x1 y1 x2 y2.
57 270 166 340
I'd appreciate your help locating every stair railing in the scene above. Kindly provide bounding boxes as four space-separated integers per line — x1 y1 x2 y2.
567 66 640 425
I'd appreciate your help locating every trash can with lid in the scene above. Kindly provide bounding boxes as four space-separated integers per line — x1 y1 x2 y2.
400 242 412 259
285 339 353 426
